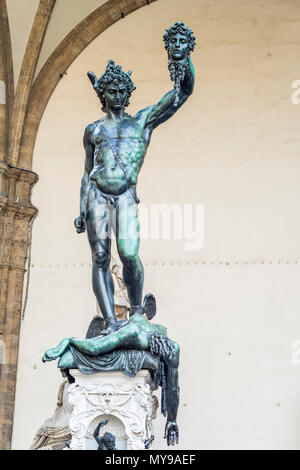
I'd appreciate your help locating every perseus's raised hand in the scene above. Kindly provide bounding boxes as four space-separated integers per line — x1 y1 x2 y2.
164 421 179 446
74 214 86 233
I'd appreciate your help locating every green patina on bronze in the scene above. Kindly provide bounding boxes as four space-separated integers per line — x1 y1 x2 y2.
74 22 195 334
43 314 180 446
45 23 196 447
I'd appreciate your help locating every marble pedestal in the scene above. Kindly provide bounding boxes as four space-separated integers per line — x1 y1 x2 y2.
67 369 158 450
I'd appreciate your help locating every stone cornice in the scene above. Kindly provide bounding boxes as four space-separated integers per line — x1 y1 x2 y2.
0 197 38 218
0 160 38 186
0 263 26 273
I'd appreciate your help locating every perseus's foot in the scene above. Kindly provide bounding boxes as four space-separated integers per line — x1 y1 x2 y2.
100 319 128 336
142 294 156 321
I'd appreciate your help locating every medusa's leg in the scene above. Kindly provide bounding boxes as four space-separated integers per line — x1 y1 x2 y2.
70 322 137 356
42 338 71 362
58 350 76 369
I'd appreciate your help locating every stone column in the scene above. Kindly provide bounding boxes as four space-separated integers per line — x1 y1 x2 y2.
0 163 38 449
0 12 6 163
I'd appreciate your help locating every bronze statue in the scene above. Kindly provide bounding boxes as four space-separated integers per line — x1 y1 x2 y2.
44 23 196 448
74 22 195 335
93 419 116 450
43 314 180 446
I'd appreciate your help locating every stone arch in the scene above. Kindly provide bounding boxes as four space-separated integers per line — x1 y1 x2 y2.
18 0 158 170
87 414 127 450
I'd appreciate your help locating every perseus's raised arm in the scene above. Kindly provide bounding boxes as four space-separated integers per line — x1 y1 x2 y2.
143 57 195 131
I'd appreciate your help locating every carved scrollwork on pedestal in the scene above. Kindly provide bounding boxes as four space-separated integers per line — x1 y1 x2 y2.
67 371 158 450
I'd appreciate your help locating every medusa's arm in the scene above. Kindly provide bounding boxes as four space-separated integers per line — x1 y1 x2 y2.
163 342 180 446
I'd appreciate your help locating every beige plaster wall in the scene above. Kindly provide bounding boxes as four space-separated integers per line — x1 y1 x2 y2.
11 0 300 449
6 0 107 87
35 0 107 78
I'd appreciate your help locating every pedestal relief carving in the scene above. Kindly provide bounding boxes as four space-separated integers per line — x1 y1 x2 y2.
31 380 72 450
67 370 158 450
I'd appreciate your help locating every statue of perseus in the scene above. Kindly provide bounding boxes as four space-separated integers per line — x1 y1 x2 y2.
74 22 196 334
43 23 196 449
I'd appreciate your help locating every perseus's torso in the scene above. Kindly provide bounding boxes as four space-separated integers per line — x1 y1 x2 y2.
89 115 149 195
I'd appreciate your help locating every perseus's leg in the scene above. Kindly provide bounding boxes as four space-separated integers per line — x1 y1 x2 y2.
86 185 115 324
115 193 144 309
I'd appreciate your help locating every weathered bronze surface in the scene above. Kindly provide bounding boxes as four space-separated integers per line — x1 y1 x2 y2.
44 23 196 447
93 419 116 451
43 314 180 446
74 22 195 333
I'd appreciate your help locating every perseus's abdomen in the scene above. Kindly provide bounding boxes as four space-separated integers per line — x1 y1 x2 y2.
90 139 147 194
90 164 128 195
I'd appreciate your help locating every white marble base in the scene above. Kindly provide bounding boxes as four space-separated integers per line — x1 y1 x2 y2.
67 369 158 450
